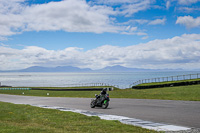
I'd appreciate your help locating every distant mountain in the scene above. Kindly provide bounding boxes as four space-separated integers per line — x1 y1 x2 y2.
18 66 92 72
0 65 185 72
97 65 152 72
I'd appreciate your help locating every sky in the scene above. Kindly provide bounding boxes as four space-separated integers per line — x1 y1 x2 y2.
0 0 200 70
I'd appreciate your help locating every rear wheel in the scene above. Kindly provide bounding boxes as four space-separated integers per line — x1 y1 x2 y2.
102 102 109 109
90 100 96 108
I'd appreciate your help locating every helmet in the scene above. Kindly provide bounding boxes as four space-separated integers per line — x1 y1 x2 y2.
103 88 107 92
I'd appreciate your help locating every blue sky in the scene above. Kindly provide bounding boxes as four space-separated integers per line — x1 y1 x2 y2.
0 0 200 70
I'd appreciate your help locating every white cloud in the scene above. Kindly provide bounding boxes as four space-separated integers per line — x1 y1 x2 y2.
0 36 8 41
121 17 166 35
166 1 170 10
0 0 122 39
177 7 200 13
121 26 144 35
1 34 200 70
0 0 26 39
0 0 155 39
22 0 119 33
124 17 166 26
119 0 153 17
141 36 149 40
176 16 200 28
148 17 166 25
178 0 200 5
92 0 153 6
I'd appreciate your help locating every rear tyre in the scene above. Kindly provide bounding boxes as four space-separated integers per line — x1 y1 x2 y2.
102 102 109 109
90 100 96 108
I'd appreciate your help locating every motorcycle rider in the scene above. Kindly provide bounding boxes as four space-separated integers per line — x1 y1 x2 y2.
97 88 107 104
101 88 107 95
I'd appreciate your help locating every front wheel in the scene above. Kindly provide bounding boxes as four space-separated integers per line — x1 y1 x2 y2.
90 100 96 108
102 101 109 109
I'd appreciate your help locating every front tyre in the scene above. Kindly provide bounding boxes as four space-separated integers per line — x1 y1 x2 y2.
102 101 109 109
90 100 96 108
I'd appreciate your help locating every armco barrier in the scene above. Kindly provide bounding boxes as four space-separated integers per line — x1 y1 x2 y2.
0 87 114 91
0 88 31 90
31 87 113 91
132 80 200 89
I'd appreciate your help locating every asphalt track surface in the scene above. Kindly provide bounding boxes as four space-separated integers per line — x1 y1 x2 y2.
0 94 200 129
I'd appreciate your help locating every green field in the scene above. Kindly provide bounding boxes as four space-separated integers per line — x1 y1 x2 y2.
112 85 200 101
0 102 158 133
0 84 200 101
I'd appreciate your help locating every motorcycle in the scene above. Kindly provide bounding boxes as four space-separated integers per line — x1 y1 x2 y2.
90 93 110 109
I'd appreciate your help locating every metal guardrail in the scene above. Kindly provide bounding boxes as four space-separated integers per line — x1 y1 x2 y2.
31 87 114 91
0 82 117 88
63 83 112 87
62 83 119 89
0 88 31 90
132 80 200 89
131 73 200 87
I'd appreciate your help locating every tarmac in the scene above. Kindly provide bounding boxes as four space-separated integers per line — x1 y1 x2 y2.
0 94 200 132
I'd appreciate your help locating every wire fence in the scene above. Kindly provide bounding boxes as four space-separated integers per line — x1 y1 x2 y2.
131 73 200 87
0 82 119 88
61 83 115 87
0 88 31 90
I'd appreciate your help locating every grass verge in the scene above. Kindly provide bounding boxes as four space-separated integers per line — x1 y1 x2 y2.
0 102 158 133
1 84 200 101
112 84 200 101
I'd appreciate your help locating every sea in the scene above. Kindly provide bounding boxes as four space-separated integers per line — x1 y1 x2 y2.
0 71 200 89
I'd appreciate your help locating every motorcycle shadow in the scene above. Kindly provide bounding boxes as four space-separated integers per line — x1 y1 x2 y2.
91 106 112 109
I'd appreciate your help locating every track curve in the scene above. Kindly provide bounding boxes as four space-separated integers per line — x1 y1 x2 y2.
0 94 199 128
